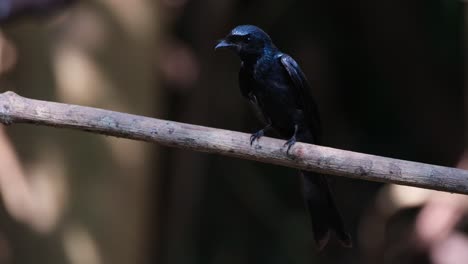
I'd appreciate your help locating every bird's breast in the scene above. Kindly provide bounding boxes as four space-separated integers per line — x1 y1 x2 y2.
243 58 299 136
251 81 297 135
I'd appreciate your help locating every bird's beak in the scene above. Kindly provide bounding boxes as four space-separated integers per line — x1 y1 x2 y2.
215 39 235 50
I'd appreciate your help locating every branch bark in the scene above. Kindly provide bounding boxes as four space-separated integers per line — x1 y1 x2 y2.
0 91 467 194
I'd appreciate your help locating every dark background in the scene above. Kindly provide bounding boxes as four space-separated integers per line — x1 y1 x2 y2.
0 0 465 263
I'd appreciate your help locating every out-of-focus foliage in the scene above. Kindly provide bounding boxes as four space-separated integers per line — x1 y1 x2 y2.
0 1 159 264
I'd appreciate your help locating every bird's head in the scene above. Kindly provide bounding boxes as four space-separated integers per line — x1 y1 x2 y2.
215 25 274 60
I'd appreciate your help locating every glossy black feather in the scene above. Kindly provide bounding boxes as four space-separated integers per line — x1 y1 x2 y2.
279 54 321 143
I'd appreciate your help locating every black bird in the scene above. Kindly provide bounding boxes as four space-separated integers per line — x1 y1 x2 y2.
215 25 351 250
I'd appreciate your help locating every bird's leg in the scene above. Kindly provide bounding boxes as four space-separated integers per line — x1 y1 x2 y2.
284 124 299 154
250 123 272 145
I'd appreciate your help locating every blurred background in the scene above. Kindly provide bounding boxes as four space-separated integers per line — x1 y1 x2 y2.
0 0 466 263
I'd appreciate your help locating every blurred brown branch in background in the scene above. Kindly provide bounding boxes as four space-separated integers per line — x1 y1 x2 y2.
0 30 17 75
0 91 467 195
0 125 64 234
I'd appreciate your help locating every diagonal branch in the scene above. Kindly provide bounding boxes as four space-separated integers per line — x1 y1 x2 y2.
0 91 467 194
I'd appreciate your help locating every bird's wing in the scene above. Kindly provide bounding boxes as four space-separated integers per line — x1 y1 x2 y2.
279 53 321 140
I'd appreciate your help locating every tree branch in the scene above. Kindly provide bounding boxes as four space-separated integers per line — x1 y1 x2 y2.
0 91 466 194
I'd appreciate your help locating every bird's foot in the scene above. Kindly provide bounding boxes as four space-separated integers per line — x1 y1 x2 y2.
284 136 296 155
250 129 265 145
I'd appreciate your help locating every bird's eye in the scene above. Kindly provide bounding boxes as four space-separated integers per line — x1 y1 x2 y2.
246 36 251 42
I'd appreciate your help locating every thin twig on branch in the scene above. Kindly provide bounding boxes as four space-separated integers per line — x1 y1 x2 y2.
0 91 467 194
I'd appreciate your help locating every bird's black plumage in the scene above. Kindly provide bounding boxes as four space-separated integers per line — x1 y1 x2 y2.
216 25 351 250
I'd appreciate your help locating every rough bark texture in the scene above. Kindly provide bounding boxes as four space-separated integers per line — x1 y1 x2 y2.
1 91 467 195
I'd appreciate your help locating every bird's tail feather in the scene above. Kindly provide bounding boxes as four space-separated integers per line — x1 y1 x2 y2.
300 170 352 250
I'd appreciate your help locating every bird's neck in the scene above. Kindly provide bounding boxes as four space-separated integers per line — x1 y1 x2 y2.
240 46 278 68
240 53 261 66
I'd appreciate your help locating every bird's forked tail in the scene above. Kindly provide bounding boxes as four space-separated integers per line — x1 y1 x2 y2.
300 171 352 250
